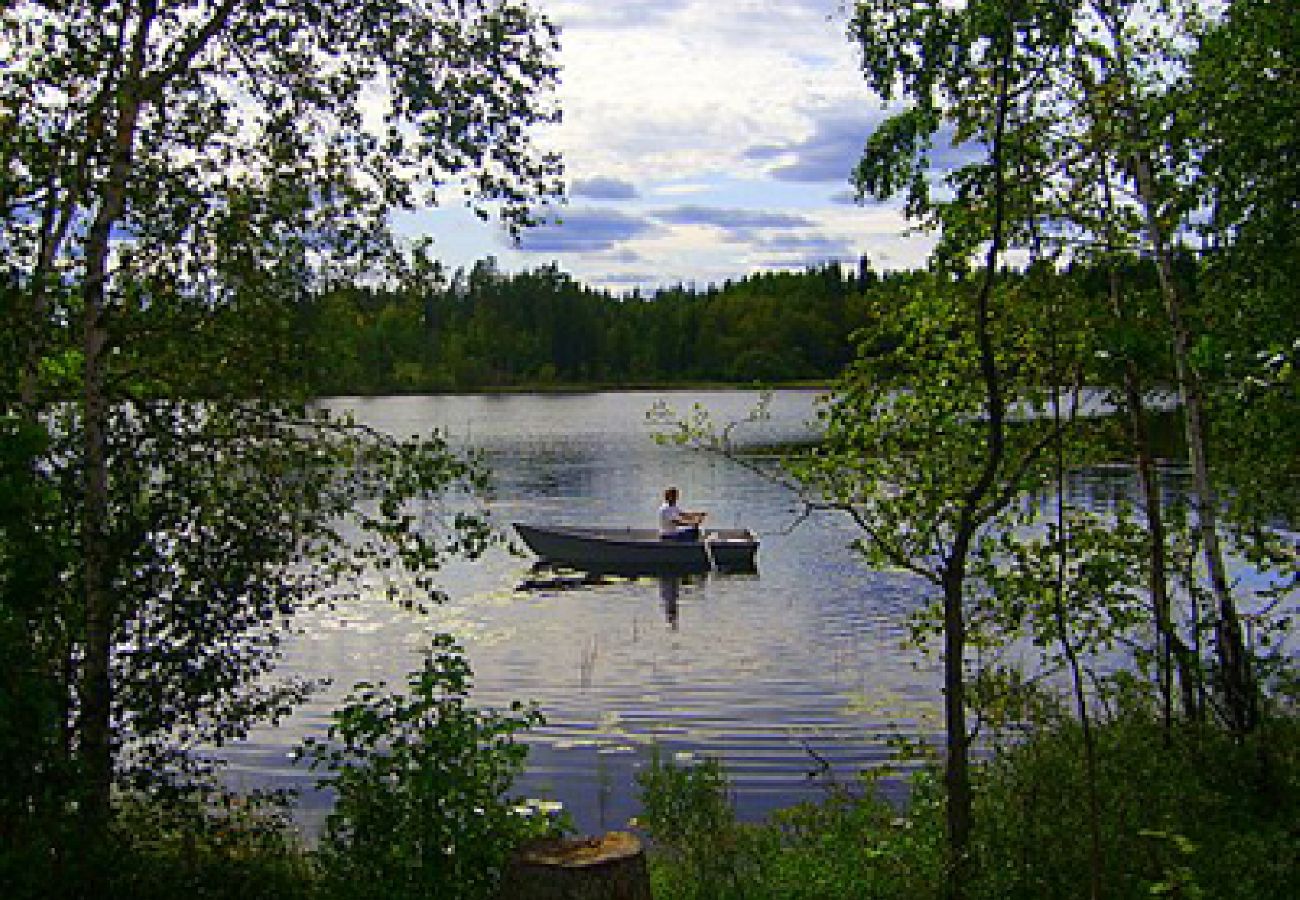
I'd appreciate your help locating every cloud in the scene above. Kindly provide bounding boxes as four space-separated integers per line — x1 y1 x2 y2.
546 2 866 183
600 272 662 286
927 127 985 172
651 182 712 196
545 0 693 30
404 2 948 285
745 112 880 183
515 208 656 254
651 205 814 231
756 232 853 257
570 177 640 200
746 109 987 188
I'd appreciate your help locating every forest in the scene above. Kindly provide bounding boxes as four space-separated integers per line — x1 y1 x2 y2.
297 259 875 392
293 252 1189 394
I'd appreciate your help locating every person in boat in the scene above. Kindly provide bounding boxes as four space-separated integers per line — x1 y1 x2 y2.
658 486 706 541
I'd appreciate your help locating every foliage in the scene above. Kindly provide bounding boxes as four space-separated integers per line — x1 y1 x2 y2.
1 0 561 277
635 755 942 899
101 793 315 900
789 272 1078 582
305 635 554 900
0 398 503 890
635 752 947 900
3 633 557 900
0 416 76 848
788 260 1080 888
2 785 313 900
1 0 562 885
1192 0 1300 272
834 0 1295 888
750 775 946 900
637 714 1299 900
961 508 1153 728
971 715 1300 900
636 752 748 899
106 404 501 789
294 259 880 393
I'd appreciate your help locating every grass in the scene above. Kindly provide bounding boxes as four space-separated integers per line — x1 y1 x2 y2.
7 714 1294 900
635 714 1299 900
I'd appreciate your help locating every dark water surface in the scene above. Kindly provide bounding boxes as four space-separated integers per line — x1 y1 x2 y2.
221 390 1281 837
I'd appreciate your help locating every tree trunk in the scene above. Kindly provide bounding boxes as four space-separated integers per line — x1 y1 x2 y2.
1100 0 1258 735
935 21 1015 898
1130 154 1258 735
1107 265 1202 727
940 565 972 897
497 832 652 900
79 262 113 824
78 2 155 825
1122 364 1203 722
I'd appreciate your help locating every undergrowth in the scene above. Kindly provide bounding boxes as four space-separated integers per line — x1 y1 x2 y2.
635 714 1299 900
7 713 1293 899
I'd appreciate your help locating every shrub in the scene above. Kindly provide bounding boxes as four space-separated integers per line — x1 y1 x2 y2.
635 714 1299 899
970 715 1300 900
304 634 555 900
636 752 944 899
104 792 314 900
636 752 747 899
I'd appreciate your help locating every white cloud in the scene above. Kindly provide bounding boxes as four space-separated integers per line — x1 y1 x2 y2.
650 182 713 196
545 0 866 182
397 1 938 289
515 207 657 253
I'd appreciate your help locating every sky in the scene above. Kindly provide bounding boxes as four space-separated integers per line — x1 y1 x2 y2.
397 0 942 293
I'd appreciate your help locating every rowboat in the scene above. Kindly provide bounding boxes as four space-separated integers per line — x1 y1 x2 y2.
513 523 759 575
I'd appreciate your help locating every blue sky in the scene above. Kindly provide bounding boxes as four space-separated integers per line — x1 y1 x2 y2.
397 0 942 292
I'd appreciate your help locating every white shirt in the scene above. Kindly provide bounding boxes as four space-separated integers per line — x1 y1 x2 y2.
658 502 686 536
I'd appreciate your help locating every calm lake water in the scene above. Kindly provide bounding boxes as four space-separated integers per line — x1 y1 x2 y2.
218 390 1271 837
220 389 944 834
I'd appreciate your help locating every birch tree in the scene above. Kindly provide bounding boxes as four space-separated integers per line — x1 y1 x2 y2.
1 0 561 847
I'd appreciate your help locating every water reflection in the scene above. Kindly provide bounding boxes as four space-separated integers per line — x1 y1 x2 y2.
229 391 1242 838
223 391 939 837
658 577 680 629
517 571 697 632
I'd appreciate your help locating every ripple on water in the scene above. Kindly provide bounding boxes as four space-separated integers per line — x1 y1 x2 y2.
226 392 953 835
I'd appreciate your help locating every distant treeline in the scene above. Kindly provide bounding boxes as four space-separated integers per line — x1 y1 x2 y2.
297 258 894 393
292 254 1199 395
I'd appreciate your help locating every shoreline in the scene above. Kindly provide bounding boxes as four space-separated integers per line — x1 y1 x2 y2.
310 380 833 399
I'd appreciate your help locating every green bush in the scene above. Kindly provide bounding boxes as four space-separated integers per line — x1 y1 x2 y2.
103 793 315 900
1 636 556 900
636 715 1298 899
636 752 747 899
304 634 555 900
0 791 314 900
971 715 1300 900
636 752 943 899
750 774 945 899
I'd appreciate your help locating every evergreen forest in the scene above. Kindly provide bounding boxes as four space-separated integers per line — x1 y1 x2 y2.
289 253 1191 394
297 259 875 392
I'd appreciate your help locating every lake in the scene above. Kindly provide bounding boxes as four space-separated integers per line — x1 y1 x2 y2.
215 389 1220 837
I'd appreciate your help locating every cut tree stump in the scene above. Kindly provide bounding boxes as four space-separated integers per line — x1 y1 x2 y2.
497 831 652 900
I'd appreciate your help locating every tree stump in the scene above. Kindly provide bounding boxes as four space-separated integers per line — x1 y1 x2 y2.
497 831 652 900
